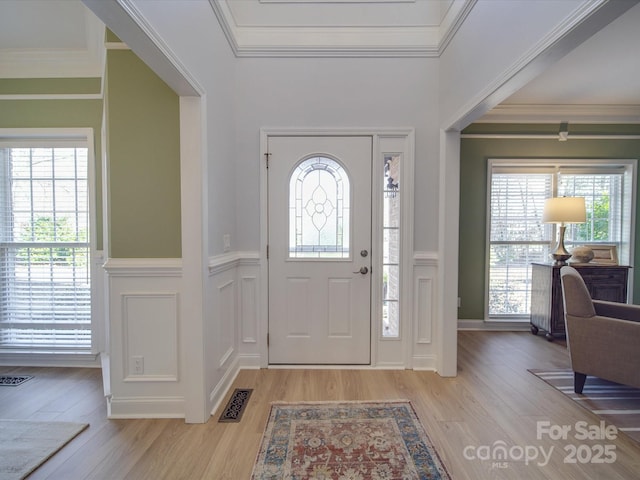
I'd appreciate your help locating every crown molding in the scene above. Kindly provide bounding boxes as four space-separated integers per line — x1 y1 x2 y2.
478 104 640 124
209 0 473 58
0 8 105 79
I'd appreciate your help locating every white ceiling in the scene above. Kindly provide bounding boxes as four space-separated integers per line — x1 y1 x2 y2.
1 0 639 121
504 1 640 107
0 0 104 78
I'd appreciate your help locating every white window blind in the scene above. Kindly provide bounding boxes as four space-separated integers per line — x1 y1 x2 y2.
0 146 91 351
489 172 552 317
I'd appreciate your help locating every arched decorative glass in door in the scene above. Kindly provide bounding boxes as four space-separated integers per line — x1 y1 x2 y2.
289 156 350 258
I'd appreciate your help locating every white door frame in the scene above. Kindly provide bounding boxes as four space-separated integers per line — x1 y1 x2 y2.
259 128 415 368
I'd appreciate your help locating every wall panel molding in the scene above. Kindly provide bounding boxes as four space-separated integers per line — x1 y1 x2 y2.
104 257 182 277
415 277 434 344
411 251 438 370
121 292 179 382
240 276 259 343
208 251 260 276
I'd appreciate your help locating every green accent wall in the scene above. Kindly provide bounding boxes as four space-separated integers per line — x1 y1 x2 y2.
105 49 181 258
459 123 640 319
106 29 122 43
0 95 104 250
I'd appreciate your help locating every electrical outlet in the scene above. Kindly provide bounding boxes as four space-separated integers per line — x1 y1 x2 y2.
133 355 144 375
223 234 231 252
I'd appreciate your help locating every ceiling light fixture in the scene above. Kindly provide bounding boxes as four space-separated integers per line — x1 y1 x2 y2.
558 121 569 142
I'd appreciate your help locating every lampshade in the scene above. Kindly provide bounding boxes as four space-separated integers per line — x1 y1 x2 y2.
542 197 586 224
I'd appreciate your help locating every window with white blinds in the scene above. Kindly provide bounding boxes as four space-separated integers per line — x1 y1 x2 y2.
0 144 91 351
488 160 635 319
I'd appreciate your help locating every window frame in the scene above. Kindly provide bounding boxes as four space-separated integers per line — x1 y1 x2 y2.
0 128 100 364
486 158 637 321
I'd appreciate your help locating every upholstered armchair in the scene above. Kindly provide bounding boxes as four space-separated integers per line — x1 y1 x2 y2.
560 265 640 394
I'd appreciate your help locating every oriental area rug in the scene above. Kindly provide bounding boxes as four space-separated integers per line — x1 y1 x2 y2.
251 400 451 480
530 369 640 444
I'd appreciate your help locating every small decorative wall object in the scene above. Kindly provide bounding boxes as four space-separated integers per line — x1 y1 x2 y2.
591 245 618 265
569 246 594 264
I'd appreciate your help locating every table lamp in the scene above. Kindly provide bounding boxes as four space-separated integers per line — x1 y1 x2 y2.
542 196 586 265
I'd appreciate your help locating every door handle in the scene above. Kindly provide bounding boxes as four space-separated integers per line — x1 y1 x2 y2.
353 266 369 275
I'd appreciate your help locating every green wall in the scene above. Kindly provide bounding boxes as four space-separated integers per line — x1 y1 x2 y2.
459 123 640 319
105 49 181 258
0 79 104 250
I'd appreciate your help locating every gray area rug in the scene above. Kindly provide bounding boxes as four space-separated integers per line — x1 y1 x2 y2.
0 420 88 479
530 369 640 444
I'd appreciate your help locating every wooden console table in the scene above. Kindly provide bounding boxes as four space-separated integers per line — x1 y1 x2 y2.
530 263 630 341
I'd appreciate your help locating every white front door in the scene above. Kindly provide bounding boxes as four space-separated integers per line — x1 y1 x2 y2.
268 136 372 364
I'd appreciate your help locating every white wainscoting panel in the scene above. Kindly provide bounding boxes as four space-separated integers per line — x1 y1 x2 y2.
217 279 235 368
412 252 438 370
415 278 433 344
104 258 185 418
122 292 178 381
206 252 262 417
240 275 258 344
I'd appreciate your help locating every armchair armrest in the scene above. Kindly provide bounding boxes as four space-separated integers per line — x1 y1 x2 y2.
593 300 640 323
566 314 640 389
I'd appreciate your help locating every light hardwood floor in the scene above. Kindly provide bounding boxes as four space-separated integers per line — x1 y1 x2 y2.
2 332 639 479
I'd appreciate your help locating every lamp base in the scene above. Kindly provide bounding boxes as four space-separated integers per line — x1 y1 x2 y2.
550 225 572 265
550 252 572 265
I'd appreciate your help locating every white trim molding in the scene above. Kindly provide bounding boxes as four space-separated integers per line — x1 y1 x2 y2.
458 319 530 331
208 251 260 276
103 258 182 277
107 395 185 419
477 104 640 124
208 0 474 58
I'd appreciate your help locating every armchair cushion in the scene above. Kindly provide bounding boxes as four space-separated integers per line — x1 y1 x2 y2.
593 300 640 322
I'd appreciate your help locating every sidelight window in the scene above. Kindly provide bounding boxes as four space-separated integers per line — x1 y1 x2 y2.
382 154 401 337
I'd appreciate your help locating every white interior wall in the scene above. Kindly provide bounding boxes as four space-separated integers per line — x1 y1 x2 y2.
234 57 440 253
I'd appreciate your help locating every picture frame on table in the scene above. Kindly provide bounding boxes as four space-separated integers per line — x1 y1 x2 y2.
591 244 618 265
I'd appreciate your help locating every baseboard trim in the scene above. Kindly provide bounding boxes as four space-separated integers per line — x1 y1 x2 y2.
458 319 530 331
208 357 242 417
411 355 437 371
237 353 262 369
107 395 185 419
